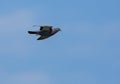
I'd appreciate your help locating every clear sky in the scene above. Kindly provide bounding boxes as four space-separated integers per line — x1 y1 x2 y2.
0 0 120 84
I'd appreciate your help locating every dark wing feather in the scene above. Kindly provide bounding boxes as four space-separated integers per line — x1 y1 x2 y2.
37 36 49 40
40 26 52 31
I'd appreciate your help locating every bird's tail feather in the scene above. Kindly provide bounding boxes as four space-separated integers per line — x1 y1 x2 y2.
28 31 37 34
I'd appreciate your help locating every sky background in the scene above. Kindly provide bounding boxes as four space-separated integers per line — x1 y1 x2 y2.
0 0 120 84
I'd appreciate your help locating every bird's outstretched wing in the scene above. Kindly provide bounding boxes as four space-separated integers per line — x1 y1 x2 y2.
40 26 52 31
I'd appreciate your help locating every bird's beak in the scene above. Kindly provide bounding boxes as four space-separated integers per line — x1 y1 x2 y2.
59 28 61 31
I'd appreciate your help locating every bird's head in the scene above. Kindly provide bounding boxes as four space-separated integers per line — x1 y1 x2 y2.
54 28 61 32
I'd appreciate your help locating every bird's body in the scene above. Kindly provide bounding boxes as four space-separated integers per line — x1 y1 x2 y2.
28 26 61 40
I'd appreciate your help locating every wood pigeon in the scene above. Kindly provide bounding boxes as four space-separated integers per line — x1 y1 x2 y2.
28 26 61 40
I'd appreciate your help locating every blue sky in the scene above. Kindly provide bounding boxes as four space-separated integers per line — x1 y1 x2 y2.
0 0 120 84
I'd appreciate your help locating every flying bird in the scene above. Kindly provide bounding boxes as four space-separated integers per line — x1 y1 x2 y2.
28 26 61 40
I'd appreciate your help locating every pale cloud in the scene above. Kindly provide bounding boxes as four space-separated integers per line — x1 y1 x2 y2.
0 10 35 57
112 59 120 69
0 10 34 30
60 21 120 59
0 9 35 37
55 71 97 84
103 21 120 38
0 68 9 84
0 71 52 84
64 43 95 57
62 22 96 34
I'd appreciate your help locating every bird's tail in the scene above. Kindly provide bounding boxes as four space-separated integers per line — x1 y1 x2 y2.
28 31 38 34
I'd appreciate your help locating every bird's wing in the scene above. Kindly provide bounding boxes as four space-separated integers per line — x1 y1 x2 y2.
37 36 49 40
40 26 52 31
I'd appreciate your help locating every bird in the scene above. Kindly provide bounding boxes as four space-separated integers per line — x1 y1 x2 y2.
28 26 61 40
